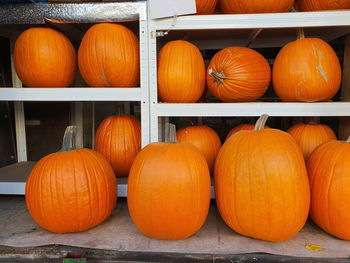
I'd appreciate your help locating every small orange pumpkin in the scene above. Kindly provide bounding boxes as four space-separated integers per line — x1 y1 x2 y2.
26 126 117 233
158 40 206 103
225 124 270 141
78 23 140 87
207 47 271 102
220 0 294 14
196 0 218 14
14 27 76 87
295 0 350 11
177 125 221 173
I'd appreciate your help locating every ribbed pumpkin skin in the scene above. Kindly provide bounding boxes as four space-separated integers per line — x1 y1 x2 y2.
287 123 336 161
176 125 222 174
128 143 211 240
158 40 206 103
25 148 117 233
14 27 76 87
207 47 271 102
273 38 341 102
94 115 141 177
295 0 350 11
308 140 350 240
215 129 310 241
225 124 270 141
196 0 218 14
220 0 294 14
78 23 140 87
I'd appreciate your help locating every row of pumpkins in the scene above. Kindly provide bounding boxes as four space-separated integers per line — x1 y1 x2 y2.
196 0 350 14
25 111 350 243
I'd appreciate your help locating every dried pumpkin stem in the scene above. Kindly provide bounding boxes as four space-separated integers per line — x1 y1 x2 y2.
307 116 320 124
60 125 77 152
254 114 269 131
117 104 125 116
165 123 177 143
297 28 305 40
209 68 226 87
347 135 350 143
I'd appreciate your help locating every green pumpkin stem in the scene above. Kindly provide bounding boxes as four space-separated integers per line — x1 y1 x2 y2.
208 68 226 87
254 114 269 131
165 123 177 143
59 125 77 152
297 28 305 40
117 104 125 116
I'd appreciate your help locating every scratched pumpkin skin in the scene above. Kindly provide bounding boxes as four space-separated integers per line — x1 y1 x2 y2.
272 38 341 102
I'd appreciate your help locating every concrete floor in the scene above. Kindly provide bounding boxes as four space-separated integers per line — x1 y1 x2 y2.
0 196 350 259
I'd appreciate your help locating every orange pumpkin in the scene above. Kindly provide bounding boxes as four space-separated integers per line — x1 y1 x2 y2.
220 0 294 14
128 124 211 240
287 121 336 161
158 40 206 103
225 124 270 141
207 47 271 102
308 136 350 240
177 125 221 173
196 0 218 14
78 23 140 87
273 33 342 102
295 0 350 11
215 115 310 241
14 27 76 87
25 126 117 233
94 111 141 177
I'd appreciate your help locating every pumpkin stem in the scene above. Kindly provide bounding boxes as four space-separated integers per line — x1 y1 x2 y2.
117 104 125 116
59 126 77 152
254 114 269 131
307 117 320 124
297 28 305 40
208 68 226 87
165 123 177 143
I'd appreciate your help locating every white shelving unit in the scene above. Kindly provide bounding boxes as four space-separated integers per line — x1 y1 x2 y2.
0 2 149 196
148 11 350 142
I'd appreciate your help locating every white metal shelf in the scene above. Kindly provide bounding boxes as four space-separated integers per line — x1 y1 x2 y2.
0 88 142 101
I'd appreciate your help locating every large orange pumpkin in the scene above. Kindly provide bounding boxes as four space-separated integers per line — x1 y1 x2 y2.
128 125 211 240
78 23 140 87
287 120 336 161
14 27 76 87
215 115 310 242
25 126 117 233
273 33 342 102
158 40 206 103
196 0 218 14
308 136 350 240
207 47 271 102
225 124 270 141
295 0 350 11
94 111 141 177
220 0 294 14
177 125 221 174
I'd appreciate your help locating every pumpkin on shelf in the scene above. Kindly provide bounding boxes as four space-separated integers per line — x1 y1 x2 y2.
94 106 141 177
308 135 350 240
158 40 206 103
287 118 336 161
273 29 342 102
219 0 294 14
78 23 140 87
196 0 218 14
207 47 271 102
295 0 350 11
177 124 222 173
25 126 117 234
225 123 270 141
215 115 310 242
14 27 76 87
128 124 211 240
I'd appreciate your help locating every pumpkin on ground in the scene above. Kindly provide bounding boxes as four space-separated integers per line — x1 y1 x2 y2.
128 124 211 240
308 135 350 240
94 108 141 177
225 123 270 141
215 115 310 242
176 125 221 174
287 120 336 161
295 0 350 11
78 23 140 87
14 27 76 87
219 0 294 14
26 126 117 234
158 40 206 103
196 0 218 14
207 47 271 102
273 30 341 102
